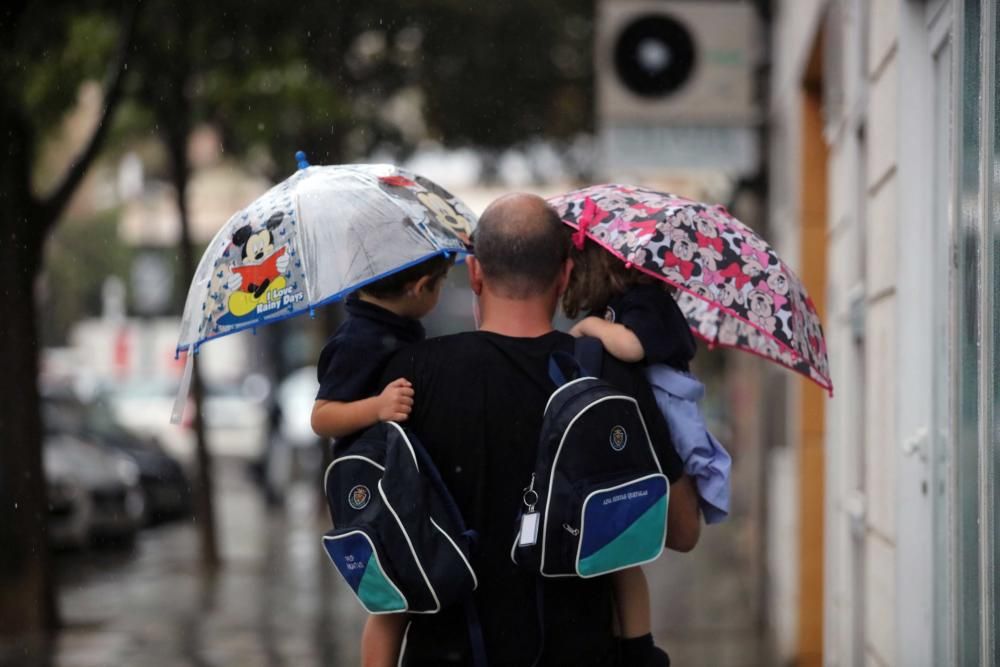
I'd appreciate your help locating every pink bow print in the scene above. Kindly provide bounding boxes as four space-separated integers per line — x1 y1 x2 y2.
740 242 770 267
573 197 599 250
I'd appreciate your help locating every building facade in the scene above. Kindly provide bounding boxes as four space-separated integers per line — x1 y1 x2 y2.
767 0 998 664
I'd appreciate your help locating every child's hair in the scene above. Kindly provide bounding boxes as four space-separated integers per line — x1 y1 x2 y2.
562 235 660 318
359 253 455 299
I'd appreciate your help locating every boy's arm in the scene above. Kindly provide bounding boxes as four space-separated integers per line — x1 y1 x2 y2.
311 378 414 438
362 614 408 667
569 316 646 363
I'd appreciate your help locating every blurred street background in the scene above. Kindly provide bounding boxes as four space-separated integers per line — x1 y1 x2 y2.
2 1 999 665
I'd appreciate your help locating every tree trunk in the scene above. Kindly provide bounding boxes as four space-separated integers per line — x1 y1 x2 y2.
0 107 59 638
167 124 220 571
0 6 137 638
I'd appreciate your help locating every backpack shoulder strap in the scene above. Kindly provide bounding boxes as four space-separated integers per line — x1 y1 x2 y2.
383 423 488 667
573 335 604 377
548 336 604 386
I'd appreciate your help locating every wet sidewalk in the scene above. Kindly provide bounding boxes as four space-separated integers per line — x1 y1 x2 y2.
4 459 769 666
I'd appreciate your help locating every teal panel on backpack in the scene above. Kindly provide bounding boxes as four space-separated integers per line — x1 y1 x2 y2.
577 495 667 577
357 554 407 612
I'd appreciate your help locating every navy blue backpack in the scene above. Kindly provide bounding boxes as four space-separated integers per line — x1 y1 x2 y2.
322 421 486 664
511 337 671 578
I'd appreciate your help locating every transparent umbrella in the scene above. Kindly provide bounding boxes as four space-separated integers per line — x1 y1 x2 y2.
171 161 476 421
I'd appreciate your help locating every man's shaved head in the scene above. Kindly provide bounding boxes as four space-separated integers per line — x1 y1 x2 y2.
472 193 569 298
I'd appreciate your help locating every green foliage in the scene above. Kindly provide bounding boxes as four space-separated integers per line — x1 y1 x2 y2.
118 0 594 175
2 5 122 148
410 0 594 147
5 0 596 180
201 57 354 172
40 208 133 345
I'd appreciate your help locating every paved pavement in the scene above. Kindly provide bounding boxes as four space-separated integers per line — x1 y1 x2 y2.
2 457 770 666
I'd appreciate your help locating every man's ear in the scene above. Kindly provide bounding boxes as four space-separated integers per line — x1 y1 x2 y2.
467 256 483 296
556 257 574 297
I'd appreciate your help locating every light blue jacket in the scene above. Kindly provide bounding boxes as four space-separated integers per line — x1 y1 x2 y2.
645 365 731 524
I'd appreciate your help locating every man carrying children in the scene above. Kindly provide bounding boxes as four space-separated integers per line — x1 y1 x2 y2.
314 193 701 666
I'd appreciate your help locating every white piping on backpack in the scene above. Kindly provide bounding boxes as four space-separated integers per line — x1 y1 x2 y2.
386 422 478 592
430 517 479 590
543 376 596 416
538 394 662 577
321 530 409 614
572 473 669 579
387 421 420 469
397 620 412 667
378 480 441 614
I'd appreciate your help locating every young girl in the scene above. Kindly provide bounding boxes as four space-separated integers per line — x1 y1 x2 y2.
563 239 732 666
312 253 453 667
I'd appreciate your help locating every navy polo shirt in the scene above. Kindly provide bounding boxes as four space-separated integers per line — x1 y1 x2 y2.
600 284 696 371
315 295 425 403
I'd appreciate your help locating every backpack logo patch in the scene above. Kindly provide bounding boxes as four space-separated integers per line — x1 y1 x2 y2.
348 485 371 510
610 425 628 451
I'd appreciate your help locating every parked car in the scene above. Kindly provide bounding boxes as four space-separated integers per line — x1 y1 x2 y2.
44 435 92 550
252 366 323 503
45 393 193 523
43 431 145 546
276 365 321 450
107 378 268 462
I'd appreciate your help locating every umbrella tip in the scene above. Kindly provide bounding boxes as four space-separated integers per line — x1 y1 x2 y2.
295 150 310 170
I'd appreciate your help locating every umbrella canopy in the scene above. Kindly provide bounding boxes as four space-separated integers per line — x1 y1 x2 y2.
547 184 832 393
176 163 476 355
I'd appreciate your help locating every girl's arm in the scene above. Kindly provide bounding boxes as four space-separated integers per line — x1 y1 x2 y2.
569 316 646 363
311 378 414 438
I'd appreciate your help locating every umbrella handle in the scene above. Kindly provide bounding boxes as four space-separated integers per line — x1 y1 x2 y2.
170 351 195 424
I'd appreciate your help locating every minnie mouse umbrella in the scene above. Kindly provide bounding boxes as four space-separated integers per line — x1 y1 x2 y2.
547 184 832 393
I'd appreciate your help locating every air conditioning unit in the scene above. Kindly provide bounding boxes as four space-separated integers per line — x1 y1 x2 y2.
597 0 759 126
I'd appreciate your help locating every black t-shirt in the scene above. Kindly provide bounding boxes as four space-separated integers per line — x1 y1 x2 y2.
379 330 685 667
601 284 696 371
315 296 425 402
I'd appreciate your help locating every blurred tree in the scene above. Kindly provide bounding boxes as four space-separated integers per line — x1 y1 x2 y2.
0 1 137 636
194 0 594 173
405 0 594 150
1 0 596 639
120 0 397 569
40 208 134 345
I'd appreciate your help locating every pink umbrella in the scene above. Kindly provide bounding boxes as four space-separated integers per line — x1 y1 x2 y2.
548 184 832 394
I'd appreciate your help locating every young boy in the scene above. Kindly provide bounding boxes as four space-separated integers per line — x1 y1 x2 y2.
311 253 453 667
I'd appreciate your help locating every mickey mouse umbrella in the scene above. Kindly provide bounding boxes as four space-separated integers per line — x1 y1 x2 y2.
547 184 832 393
171 161 475 421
